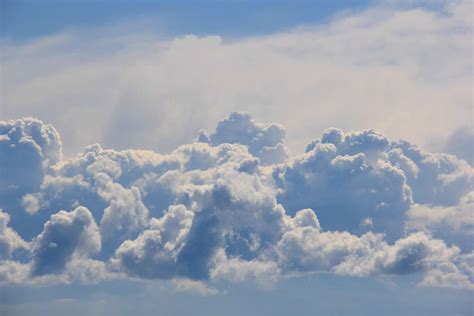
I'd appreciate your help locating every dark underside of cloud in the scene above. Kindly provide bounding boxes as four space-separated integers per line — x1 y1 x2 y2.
0 113 473 290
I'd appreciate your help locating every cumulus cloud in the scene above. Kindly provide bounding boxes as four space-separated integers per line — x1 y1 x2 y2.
31 206 100 276
276 224 472 289
111 204 194 279
0 209 29 260
0 113 472 290
0 118 62 238
0 118 61 193
274 127 474 241
406 192 474 252
95 172 148 244
170 278 219 296
390 140 474 206
442 127 474 166
274 128 413 238
197 112 288 164
0 260 30 285
210 249 280 287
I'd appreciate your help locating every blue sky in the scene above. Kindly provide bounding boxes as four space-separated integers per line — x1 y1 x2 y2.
1 0 373 40
0 1 473 315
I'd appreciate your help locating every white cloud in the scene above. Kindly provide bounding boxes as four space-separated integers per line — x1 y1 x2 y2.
406 192 474 252
31 206 101 276
170 278 220 296
111 204 194 279
0 117 62 194
274 129 413 238
198 112 288 164
441 127 474 166
276 224 472 289
210 249 280 288
0 113 472 289
0 209 29 260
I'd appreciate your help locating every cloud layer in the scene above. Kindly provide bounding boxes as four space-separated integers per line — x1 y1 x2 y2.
0 114 472 291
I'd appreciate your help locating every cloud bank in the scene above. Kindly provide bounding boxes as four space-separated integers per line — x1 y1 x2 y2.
0 114 472 291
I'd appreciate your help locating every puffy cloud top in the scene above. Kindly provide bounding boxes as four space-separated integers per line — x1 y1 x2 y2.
0 117 62 193
0 114 472 291
198 112 288 165
0 209 29 260
31 206 100 276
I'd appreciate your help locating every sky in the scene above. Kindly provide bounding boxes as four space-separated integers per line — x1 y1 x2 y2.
0 1 473 315
1 0 373 40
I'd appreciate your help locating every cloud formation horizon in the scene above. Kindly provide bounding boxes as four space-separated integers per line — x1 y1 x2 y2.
1 113 472 292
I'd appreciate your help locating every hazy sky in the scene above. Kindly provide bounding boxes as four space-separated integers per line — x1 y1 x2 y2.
0 1 473 315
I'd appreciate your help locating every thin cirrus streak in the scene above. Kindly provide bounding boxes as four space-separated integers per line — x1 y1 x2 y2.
0 112 473 291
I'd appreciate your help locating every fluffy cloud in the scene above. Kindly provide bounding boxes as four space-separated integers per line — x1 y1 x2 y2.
111 204 194 279
197 112 288 164
31 206 100 276
274 128 413 238
274 127 474 241
406 192 474 252
390 140 474 206
0 114 472 290
210 249 281 287
277 224 472 289
0 209 29 260
0 118 62 190
442 127 474 166
0 118 62 239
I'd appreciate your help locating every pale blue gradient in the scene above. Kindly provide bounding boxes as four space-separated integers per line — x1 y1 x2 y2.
2 275 473 315
2 0 373 41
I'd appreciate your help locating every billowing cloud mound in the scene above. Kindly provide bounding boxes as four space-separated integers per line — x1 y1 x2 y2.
275 128 412 238
0 118 63 239
31 206 100 276
274 128 473 240
0 209 29 260
442 127 474 167
0 118 62 193
197 112 288 165
0 114 472 291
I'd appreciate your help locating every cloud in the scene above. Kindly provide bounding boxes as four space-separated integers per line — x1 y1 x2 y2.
0 118 61 193
210 249 280 287
0 112 472 290
0 209 29 260
276 222 472 289
442 127 474 166
197 112 288 164
274 128 413 238
170 278 219 296
31 206 100 276
0 118 62 237
111 204 194 279
274 126 474 241
390 140 474 206
405 191 474 252
0 260 30 285
95 172 148 243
